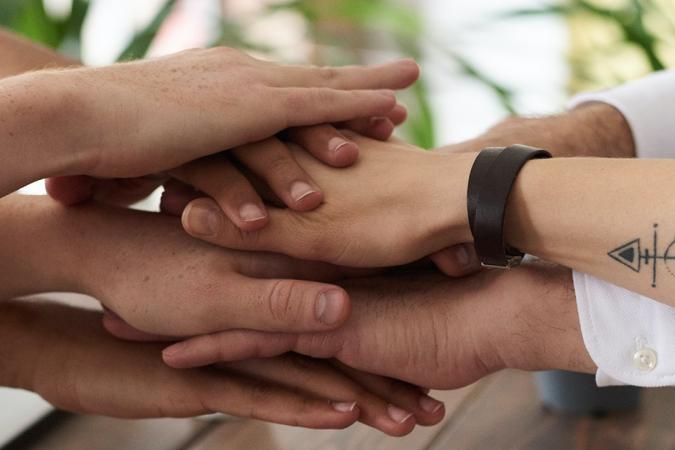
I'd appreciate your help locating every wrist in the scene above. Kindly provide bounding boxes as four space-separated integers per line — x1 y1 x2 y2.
421 151 476 248
0 195 86 298
0 300 42 389
437 103 634 159
0 71 94 187
491 262 596 374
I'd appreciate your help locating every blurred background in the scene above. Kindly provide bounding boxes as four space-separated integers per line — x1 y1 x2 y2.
1 0 675 447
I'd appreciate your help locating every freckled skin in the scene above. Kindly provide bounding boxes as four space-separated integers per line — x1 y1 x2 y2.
169 263 595 389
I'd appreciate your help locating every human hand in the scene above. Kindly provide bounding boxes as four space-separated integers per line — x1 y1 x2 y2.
36 49 417 180
0 300 443 435
29 196 363 337
176 134 477 268
45 102 408 232
160 262 596 389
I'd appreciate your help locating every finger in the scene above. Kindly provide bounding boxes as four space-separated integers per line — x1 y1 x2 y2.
102 309 176 342
232 138 324 211
93 175 167 206
350 117 396 141
331 361 444 427
275 59 419 90
47 175 167 206
46 176 95 205
159 179 202 216
170 157 269 232
181 197 311 260
279 88 397 128
341 102 408 138
233 251 346 282
163 325 345 368
163 330 300 369
386 103 408 126
222 355 416 436
284 125 359 168
429 243 482 277
201 370 359 429
168 271 349 336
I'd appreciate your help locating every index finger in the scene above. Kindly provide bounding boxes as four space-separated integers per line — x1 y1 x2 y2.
275 59 420 90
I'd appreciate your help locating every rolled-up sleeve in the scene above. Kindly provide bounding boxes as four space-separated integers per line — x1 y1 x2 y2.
567 70 675 386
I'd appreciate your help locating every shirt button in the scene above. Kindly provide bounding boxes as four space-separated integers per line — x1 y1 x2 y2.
633 347 658 372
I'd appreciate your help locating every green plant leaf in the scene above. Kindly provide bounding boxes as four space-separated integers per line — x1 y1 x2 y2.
402 77 436 149
9 0 65 48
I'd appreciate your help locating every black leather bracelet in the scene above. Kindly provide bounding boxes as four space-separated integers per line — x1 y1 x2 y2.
467 144 551 269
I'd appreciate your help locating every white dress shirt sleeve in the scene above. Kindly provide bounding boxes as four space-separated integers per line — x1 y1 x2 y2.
567 70 675 387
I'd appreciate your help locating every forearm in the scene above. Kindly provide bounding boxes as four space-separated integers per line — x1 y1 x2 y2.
0 299 47 389
440 103 635 158
0 71 88 195
505 157 675 308
0 195 82 299
0 29 86 194
489 262 595 374
0 28 78 79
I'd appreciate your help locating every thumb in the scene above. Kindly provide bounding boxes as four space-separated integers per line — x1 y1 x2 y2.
429 244 482 277
46 176 95 205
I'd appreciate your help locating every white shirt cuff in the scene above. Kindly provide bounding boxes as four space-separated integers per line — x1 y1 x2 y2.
573 271 675 387
568 70 675 159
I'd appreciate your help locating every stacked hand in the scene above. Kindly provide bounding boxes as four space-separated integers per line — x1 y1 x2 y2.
43 49 417 232
1 36 600 438
0 196 444 435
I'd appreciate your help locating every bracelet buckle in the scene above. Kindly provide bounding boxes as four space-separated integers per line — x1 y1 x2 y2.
480 254 523 270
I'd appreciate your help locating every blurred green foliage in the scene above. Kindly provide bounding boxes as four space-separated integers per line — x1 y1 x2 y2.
500 0 675 91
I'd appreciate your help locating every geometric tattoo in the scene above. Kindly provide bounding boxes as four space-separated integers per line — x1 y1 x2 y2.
608 223 675 288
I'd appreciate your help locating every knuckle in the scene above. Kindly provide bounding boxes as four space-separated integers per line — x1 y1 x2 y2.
284 91 307 112
234 224 262 247
247 381 274 411
317 66 338 82
211 46 238 58
385 378 414 398
285 214 327 257
286 353 321 372
265 279 301 324
299 333 341 359
313 87 333 104
259 150 296 175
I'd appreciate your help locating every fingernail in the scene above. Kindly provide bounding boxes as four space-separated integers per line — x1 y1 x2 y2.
418 395 443 414
162 341 188 358
387 404 413 424
332 401 357 413
239 203 266 222
328 137 352 153
315 289 345 325
185 203 220 237
290 181 317 202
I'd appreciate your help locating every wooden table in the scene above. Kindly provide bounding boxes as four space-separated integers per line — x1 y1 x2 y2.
6 370 675 450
